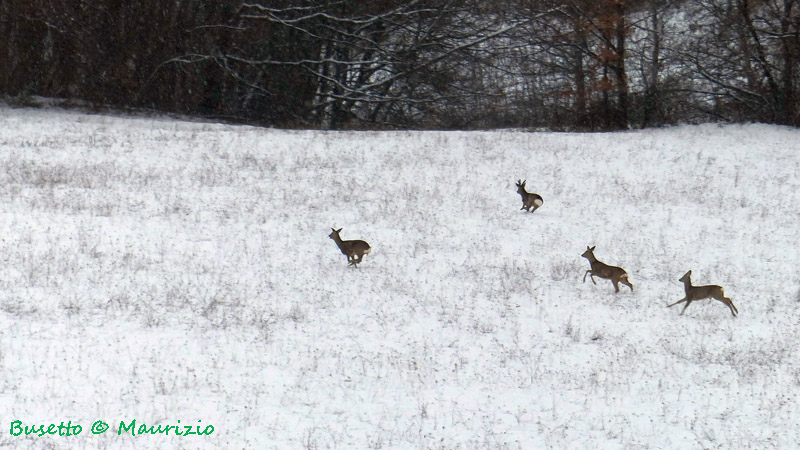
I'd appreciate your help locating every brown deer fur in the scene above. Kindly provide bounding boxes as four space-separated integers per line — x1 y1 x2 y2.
668 270 738 317
329 228 371 268
581 246 633 293
516 179 543 213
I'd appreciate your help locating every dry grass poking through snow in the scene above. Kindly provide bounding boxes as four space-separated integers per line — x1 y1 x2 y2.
0 107 799 448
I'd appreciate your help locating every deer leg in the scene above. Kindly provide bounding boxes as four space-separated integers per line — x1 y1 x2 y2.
620 277 633 292
711 294 738 317
667 297 687 308
720 297 738 317
583 270 591 283
680 300 692 315
612 279 620 293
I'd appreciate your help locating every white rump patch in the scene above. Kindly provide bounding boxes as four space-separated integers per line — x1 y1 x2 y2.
534 198 543 207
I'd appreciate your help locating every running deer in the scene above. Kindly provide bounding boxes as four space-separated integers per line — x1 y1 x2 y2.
668 270 738 317
329 228 371 268
581 246 633 293
516 179 543 213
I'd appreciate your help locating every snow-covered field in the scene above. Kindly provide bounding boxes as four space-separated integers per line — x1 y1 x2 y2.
0 106 799 449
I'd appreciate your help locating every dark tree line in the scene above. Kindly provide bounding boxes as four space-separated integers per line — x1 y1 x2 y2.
1 0 798 130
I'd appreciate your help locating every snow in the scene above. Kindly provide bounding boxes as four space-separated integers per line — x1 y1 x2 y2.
0 106 799 449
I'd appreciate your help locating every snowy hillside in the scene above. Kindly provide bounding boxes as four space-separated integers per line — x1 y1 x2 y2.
0 106 799 449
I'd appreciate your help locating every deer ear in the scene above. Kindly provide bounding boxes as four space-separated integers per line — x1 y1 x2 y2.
337 228 343 233
590 246 596 251
331 228 336 232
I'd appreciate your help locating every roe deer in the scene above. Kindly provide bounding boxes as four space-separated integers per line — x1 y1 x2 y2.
329 228 371 268
668 270 738 317
516 179 543 213
581 246 633 293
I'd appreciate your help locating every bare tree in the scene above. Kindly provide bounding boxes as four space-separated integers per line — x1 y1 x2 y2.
1 0 796 129
676 0 800 125
171 0 541 128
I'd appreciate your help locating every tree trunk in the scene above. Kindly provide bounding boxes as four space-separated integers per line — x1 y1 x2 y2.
613 0 629 129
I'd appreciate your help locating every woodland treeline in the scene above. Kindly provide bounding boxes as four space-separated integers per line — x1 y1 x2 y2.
1 0 798 130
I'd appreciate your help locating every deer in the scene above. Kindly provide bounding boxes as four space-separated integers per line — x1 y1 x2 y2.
329 227 371 268
516 179 543 213
581 246 633 293
668 270 738 317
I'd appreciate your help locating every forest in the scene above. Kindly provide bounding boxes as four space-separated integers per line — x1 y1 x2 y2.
1 0 798 130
